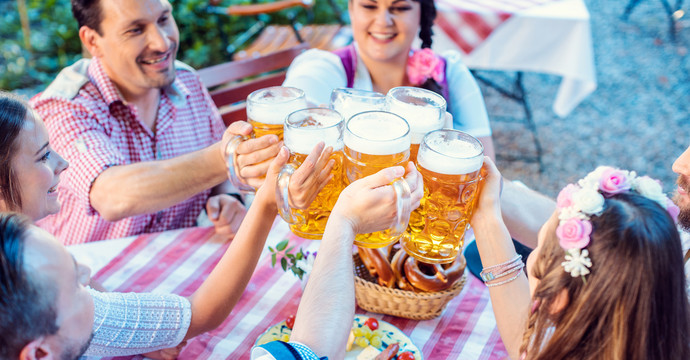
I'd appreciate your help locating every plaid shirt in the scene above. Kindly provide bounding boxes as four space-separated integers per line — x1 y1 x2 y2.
31 58 225 244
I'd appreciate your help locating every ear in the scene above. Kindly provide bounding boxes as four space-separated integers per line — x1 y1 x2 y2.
549 288 569 314
19 337 55 360
79 26 102 58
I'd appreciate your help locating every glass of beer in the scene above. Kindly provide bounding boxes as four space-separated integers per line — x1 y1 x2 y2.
344 111 412 248
276 108 345 240
386 87 446 162
225 86 307 193
402 129 484 264
330 88 386 121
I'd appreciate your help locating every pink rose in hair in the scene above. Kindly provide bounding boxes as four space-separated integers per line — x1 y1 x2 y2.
556 218 592 250
407 48 444 85
667 198 680 223
599 167 631 195
556 184 579 209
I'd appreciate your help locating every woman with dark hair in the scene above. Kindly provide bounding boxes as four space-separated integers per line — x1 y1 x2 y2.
0 91 68 221
472 160 690 359
283 0 495 158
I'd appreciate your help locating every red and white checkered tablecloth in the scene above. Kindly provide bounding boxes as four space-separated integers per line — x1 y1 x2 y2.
435 0 559 54
71 222 507 360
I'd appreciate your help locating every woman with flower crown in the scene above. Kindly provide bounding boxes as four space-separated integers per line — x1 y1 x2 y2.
472 158 690 360
282 0 495 158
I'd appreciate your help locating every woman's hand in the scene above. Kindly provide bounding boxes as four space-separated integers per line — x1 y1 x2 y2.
286 142 336 209
471 156 503 225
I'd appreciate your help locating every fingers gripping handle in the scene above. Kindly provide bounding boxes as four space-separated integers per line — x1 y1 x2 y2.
225 135 255 193
276 163 298 223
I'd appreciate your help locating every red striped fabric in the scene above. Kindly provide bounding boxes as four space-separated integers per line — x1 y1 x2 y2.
91 226 507 359
435 0 557 55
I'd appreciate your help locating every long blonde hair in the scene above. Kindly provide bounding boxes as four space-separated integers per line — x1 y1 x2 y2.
521 192 690 359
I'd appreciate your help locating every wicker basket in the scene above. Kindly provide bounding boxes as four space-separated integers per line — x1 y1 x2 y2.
353 252 467 320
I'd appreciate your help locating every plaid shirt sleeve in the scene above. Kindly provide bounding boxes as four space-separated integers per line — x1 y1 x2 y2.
33 97 126 215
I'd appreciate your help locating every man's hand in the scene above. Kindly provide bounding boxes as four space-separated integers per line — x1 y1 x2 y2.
220 121 281 189
142 341 187 360
332 162 423 235
206 194 247 237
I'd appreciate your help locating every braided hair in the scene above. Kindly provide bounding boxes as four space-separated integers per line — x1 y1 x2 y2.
412 0 445 100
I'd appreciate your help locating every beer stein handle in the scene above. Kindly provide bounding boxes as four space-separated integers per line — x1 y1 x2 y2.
224 135 255 193
276 163 298 223
389 177 412 236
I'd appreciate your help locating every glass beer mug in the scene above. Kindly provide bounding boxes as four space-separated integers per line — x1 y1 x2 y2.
330 88 386 121
386 87 446 162
402 129 484 264
343 111 412 248
277 108 345 240
225 86 307 193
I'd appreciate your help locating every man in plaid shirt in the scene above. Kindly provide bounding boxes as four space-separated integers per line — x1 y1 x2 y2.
31 0 280 244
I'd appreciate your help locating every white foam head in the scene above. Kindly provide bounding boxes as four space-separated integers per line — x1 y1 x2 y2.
284 109 344 154
247 87 307 125
418 130 483 175
330 88 386 122
344 111 410 155
386 87 446 144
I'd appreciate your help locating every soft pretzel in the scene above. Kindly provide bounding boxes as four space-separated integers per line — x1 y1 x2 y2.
404 254 466 292
390 248 415 292
358 247 396 288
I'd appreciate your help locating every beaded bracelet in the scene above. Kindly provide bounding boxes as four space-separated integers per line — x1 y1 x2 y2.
480 254 522 282
486 265 524 288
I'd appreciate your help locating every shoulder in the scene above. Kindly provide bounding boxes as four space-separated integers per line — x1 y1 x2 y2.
37 59 92 101
288 48 343 72
440 50 472 77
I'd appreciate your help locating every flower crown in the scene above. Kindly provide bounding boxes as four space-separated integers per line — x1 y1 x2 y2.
406 48 444 86
556 166 680 279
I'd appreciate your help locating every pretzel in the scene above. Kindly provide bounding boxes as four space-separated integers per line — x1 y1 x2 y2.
403 254 466 292
390 248 415 292
358 247 396 288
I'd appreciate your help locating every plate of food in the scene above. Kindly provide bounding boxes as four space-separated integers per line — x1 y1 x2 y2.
255 314 423 359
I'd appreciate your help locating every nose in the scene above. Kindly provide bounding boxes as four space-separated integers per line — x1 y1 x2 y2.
374 8 394 26
672 145 690 176
53 151 68 175
148 25 172 52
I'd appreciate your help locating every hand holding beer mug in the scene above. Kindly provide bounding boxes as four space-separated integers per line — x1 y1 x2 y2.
329 88 386 121
386 87 446 162
403 129 484 264
225 87 307 192
343 111 413 248
277 108 345 239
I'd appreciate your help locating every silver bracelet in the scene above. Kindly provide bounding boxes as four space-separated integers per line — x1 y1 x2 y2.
486 266 524 288
480 254 522 282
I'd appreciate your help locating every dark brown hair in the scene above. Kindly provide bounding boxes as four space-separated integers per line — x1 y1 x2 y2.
71 0 104 35
522 192 690 359
0 91 30 211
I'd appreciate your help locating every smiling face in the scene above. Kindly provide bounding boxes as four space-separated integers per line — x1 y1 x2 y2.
349 0 421 65
7 112 68 221
672 145 690 231
83 0 179 100
23 226 94 359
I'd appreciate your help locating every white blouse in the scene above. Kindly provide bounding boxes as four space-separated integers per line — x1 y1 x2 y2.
83 288 192 357
283 47 492 138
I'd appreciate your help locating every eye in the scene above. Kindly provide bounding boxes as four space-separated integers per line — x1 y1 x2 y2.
126 26 143 35
158 15 169 24
391 6 412 12
39 151 52 163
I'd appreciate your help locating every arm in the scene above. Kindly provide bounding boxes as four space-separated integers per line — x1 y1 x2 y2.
282 49 347 106
500 179 555 249
471 158 531 359
290 163 424 360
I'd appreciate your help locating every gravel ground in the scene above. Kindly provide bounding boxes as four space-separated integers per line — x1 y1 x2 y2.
480 0 690 198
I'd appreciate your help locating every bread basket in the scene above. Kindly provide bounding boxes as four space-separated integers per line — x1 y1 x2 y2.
353 252 467 320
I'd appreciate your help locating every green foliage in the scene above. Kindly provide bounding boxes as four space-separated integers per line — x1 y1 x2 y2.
269 238 314 280
0 0 348 91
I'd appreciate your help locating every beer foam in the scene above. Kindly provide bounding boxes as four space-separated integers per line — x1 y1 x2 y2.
331 90 386 121
284 113 344 154
418 136 483 175
344 113 410 155
387 94 445 144
247 99 307 125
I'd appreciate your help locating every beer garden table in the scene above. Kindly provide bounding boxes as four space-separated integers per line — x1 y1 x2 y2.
69 219 508 360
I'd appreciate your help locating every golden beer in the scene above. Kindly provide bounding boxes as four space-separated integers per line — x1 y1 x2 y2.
343 111 412 248
278 108 345 239
402 130 484 264
386 87 446 163
247 86 307 140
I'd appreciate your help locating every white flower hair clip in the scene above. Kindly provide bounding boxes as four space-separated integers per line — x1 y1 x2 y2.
555 166 679 280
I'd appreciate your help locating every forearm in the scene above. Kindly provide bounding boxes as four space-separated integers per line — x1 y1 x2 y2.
473 210 530 359
501 180 555 248
184 188 277 339
90 143 227 221
290 218 356 360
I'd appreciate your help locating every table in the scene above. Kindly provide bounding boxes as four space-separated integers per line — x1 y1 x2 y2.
69 220 507 360
433 0 597 118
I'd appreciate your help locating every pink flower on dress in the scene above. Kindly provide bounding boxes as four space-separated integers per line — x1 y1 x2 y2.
667 198 680 223
599 167 631 195
556 184 579 209
406 48 444 85
556 218 592 250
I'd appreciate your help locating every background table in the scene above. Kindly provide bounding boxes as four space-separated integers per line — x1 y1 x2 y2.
433 0 597 117
70 220 507 360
